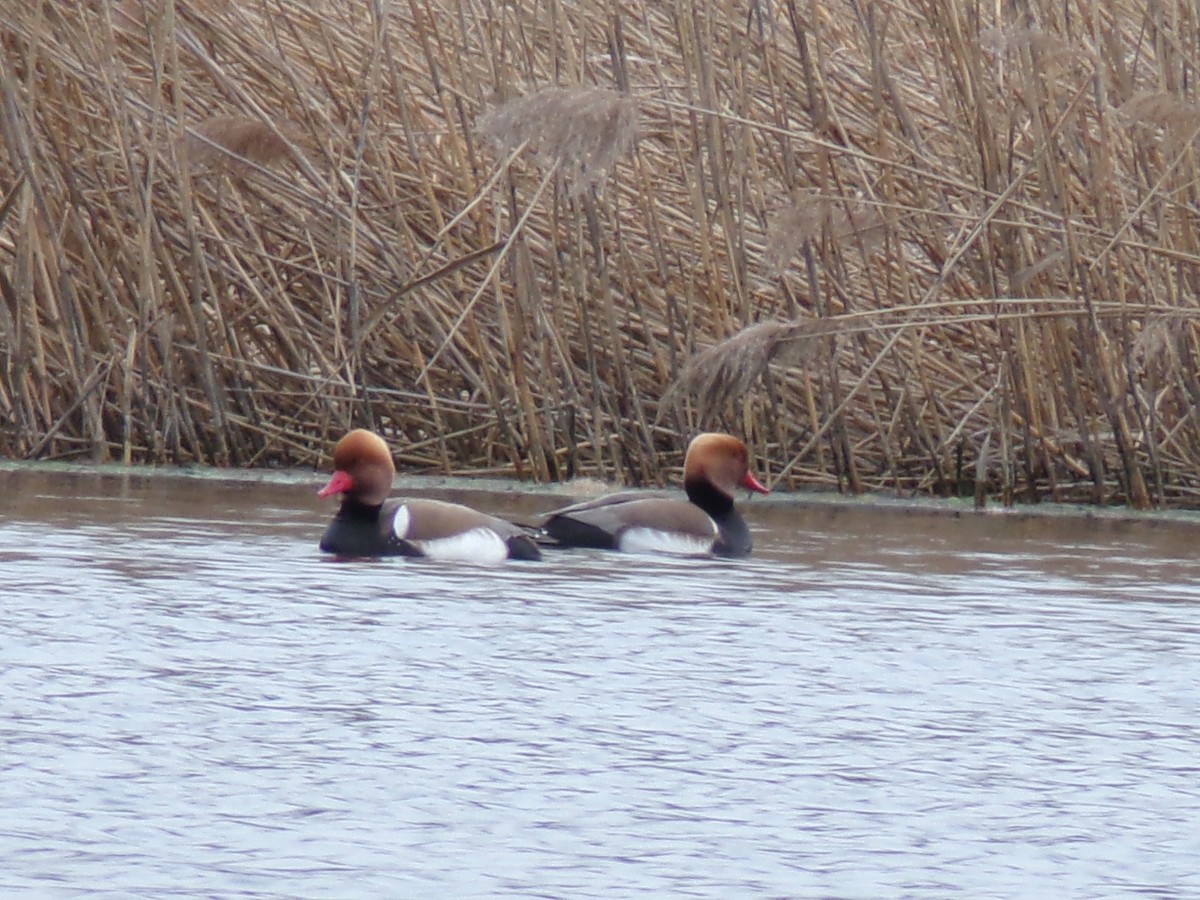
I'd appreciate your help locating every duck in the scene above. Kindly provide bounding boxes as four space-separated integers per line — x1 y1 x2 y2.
317 429 541 562
537 432 768 557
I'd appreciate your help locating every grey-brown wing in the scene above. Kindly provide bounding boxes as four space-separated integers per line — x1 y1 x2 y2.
545 496 716 547
388 497 540 560
395 497 527 541
538 490 671 520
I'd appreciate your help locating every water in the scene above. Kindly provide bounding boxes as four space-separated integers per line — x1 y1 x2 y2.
3 467 1200 897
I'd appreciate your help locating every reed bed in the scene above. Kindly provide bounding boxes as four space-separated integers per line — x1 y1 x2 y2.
2 0 1200 507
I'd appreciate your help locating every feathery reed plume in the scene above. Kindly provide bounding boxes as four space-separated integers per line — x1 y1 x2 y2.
1131 314 1185 390
478 87 639 195
1117 93 1200 163
764 192 888 276
831 199 888 255
763 192 830 276
182 116 300 173
1117 92 1199 128
668 319 836 412
1118 93 1200 139
979 26 1087 70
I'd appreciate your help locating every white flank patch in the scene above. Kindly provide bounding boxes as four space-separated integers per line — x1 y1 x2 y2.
416 527 509 564
391 504 413 540
618 527 714 557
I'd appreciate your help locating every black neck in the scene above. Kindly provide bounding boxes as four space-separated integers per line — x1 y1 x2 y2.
335 496 384 522
685 477 733 517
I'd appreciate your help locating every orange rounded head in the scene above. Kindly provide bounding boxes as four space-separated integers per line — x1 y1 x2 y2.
684 432 769 497
318 429 396 506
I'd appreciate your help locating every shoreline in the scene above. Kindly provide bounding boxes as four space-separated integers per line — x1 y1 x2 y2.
4 458 1200 531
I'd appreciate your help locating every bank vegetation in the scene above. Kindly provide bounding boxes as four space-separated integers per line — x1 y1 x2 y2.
2 0 1200 508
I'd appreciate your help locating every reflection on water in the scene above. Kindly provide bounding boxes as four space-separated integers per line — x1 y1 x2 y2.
3 468 1200 896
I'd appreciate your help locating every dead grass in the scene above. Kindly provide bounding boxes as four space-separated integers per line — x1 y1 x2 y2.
2 0 1200 508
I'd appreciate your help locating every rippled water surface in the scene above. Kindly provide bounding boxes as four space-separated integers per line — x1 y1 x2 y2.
3 467 1200 897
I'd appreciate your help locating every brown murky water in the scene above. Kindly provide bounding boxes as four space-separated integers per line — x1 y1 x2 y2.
3 465 1200 896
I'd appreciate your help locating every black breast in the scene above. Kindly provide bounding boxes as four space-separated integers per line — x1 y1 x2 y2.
319 499 394 556
686 479 752 558
711 510 753 558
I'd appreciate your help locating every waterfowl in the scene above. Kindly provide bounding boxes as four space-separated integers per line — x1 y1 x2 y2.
318 429 541 562
539 432 768 557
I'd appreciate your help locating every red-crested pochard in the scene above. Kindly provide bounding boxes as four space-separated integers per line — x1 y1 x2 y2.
538 432 769 557
318 429 541 562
